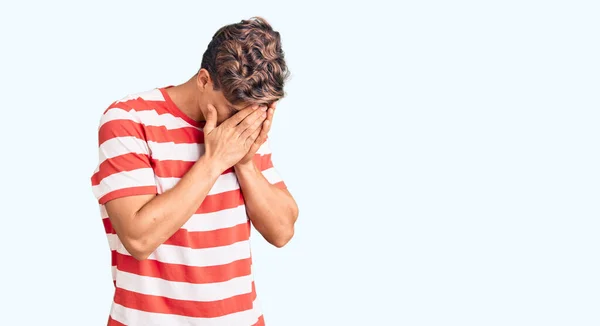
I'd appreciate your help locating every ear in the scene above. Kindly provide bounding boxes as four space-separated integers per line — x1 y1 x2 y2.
196 69 211 91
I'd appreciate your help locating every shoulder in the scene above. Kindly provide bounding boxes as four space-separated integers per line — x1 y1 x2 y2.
99 88 165 125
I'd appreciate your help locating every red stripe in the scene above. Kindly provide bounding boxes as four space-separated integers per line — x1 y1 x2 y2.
253 153 273 170
153 160 234 178
262 157 274 170
99 187 243 212
94 153 275 184
154 160 195 178
100 115 204 145
107 316 126 326
98 186 157 205
91 153 152 186
105 99 155 114
92 154 234 188
164 223 250 249
99 119 146 146
107 99 175 115
116 252 252 284
109 94 205 128
114 284 257 318
102 217 114 233
145 124 204 144
197 189 244 214
253 315 266 326
96 176 268 209
272 181 287 189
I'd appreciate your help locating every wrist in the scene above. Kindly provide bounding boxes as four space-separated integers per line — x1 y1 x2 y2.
197 155 226 179
234 159 258 174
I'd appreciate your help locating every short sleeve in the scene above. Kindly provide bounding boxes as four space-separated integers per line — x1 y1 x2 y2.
91 107 158 204
253 138 287 189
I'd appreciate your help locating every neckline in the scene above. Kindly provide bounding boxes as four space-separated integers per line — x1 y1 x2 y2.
159 86 205 128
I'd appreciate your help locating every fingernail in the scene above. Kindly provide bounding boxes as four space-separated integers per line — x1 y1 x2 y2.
261 106 267 111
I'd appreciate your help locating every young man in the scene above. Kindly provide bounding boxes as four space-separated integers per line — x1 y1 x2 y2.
91 17 298 326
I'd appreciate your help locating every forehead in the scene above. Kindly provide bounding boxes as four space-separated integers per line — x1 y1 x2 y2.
219 93 269 110
225 99 258 111
226 102 246 111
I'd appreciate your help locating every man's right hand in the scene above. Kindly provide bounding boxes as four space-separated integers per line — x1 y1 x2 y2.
203 104 268 172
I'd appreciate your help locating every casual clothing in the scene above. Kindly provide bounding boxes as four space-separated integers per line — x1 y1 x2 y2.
91 87 286 326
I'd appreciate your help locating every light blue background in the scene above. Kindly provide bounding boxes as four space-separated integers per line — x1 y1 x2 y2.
0 1 598 325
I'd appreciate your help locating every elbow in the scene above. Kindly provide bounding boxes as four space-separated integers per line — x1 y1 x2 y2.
122 237 153 261
130 250 152 261
271 205 299 248
270 226 295 248
291 204 299 224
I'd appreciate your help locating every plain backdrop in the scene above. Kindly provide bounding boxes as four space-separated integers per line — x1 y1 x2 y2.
0 1 598 325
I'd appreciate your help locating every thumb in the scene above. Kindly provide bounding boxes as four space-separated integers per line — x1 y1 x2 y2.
204 104 217 134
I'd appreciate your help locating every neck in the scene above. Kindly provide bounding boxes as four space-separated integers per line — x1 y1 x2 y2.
166 76 205 122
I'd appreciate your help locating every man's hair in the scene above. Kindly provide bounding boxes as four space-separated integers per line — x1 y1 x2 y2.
200 17 290 106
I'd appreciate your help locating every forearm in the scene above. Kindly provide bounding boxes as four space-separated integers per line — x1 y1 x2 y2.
130 155 223 257
234 162 298 247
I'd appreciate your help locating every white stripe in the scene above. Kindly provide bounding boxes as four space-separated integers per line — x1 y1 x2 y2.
182 205 248 232
207 172 239 194
262 167 282 184
114 89 165 103
98 136 150 164
117 240 251 267
100 107 140 127
155 177 180 193
92 168 156 200
111 266 117 281
107 233 120 250
256 141 271 155
148 141 205 162
136 110 200 130
110 301 261 326
99 205 108 218
116 270 253 302
157 171 239 194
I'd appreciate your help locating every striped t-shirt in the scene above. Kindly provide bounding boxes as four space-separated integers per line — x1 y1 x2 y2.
91 87 286 326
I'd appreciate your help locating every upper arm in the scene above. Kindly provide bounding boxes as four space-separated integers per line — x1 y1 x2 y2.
91 106 158 236
104 194 155 239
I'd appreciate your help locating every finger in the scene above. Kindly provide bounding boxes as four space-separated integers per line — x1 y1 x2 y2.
266 107 274 125
204 104 217 134
255 119 271 145
245 127 262 151
268 101 278 110
248 126 262 145
235 105 267 135
260 107 274 142
239 109 267 139
267 102 277 124
223 104 260 128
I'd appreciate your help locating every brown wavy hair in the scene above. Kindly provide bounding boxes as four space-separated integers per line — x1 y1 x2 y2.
200 17 290 107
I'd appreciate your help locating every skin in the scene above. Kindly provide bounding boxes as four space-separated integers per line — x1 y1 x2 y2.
105 69 299 260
